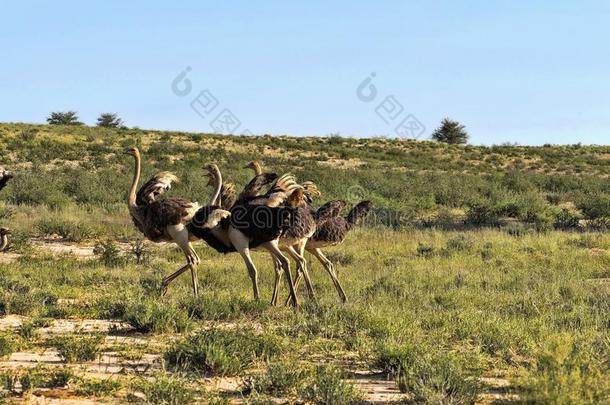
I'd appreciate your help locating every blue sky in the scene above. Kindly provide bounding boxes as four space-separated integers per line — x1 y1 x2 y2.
1 1 609 145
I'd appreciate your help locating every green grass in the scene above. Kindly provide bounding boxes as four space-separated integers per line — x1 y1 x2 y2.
0 122 609 402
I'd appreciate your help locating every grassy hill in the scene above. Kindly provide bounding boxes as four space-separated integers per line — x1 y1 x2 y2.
1 123 610 402
0 122 608 242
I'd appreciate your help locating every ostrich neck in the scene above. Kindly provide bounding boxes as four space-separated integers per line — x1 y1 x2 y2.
209 167 223 206
0 235 8 251
253 162 262 175
128 153 141 209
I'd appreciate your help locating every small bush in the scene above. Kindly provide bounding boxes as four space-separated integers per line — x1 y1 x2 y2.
417 242 436 258
131 372 195 404
245 360 308 396
93 240 126 267
520 336 610 403
1 366 74 393
374 344 481 404
299 365 361 405
122 297 192 334
54 335 103 363
36 217 96 242
0 332 23 357
165 328 283 376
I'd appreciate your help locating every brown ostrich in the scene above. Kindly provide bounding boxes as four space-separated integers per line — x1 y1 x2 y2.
124 147 229 297
0 228 11 252
291 199 373 303
242 161 319 305
187 165 301 306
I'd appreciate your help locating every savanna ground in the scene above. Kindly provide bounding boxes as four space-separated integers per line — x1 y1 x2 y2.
0 123 609 404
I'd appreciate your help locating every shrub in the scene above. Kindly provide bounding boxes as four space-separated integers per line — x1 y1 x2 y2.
374 344 481 404
96 113 124 128
417 242 436 258
36 217 95 242
554 207 582 229
245 360 308 396
122 297 192 334
46 111 83 126
299 365 361 405
131 372 195 404
0 332 23 357
520 336 610 403
165 328 283 376
1 366 74 393
54 335 104 363
431 118 469 144
93 240 126 267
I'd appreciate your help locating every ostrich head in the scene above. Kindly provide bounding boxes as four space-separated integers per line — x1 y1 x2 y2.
204 164 220 187
0 228 11 236
123 147 140 157
244 160 262 175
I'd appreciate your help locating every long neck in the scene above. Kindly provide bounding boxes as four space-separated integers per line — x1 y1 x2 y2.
0 234 8 251
253 162 262 175
128 153 141 208
209 167 222 206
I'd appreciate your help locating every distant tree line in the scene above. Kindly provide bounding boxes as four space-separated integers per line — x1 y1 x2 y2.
46 111 125 128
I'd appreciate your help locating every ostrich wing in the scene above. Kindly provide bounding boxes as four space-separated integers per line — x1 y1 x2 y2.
249 173 300 207
136 172 179 205
315 200 347 222
220 182 237 210
237 173 278 201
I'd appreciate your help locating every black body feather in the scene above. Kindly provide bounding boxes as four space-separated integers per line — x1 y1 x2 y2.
311 201 373 245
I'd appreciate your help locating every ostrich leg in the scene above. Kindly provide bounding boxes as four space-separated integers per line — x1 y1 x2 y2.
270 256 283 306
161 226 200 297
263 240 299 307
309 247 347 303
286 244 315 301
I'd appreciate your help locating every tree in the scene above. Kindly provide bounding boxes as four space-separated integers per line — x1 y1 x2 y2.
46 111 83 126
431 118 469 144
96 113 124 128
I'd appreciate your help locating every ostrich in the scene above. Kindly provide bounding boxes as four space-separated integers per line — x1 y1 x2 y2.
0 228 11 252
188 164 301 306
124 147 229 297
288 199 373 303
242 161 319 305
0 168 12 192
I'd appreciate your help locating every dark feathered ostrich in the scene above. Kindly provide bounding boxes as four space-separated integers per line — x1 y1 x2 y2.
124 147 229 297
243 161 320 305
188 165 301 306
291 200 373 303
0 228 11 252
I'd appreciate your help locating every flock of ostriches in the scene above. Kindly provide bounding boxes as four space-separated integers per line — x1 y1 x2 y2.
0 148 372 307
126 147 373 307
0 147 358 306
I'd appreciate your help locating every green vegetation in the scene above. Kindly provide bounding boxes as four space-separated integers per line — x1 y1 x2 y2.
0 122 608 402
431 117 470 144
46 111 83 126
53 334 104 363
165 328 283 376
96 113 124 128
